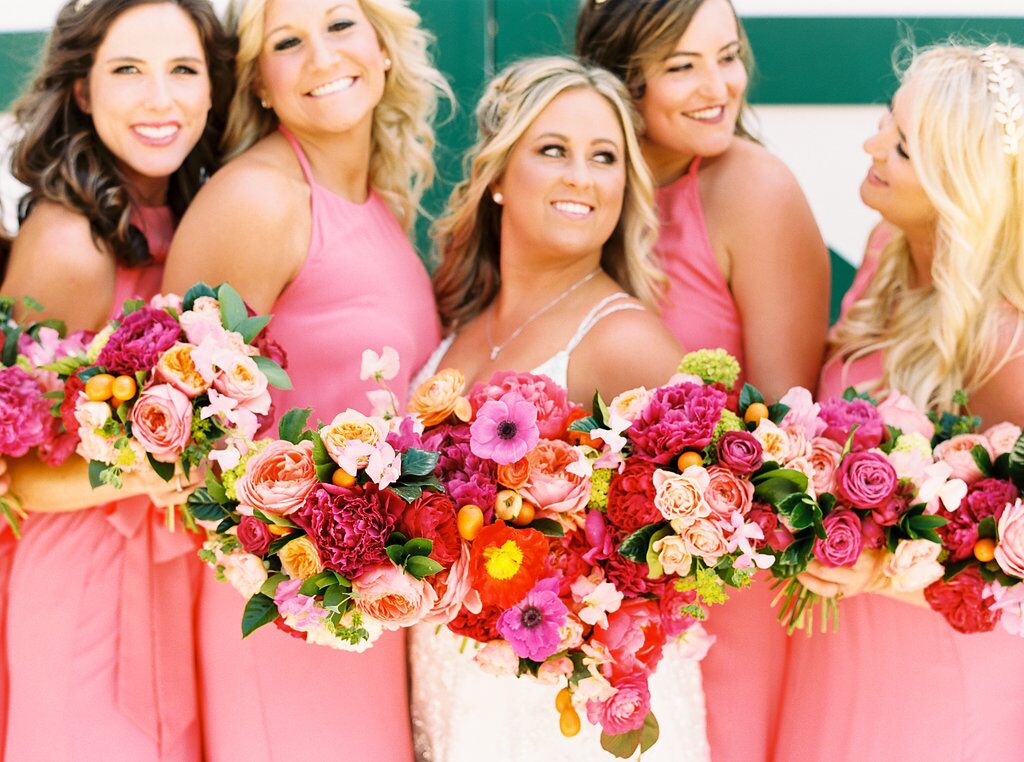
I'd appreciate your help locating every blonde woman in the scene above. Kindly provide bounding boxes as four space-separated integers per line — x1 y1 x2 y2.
161 0 449 758
776 44 1024 760
409 57 710 762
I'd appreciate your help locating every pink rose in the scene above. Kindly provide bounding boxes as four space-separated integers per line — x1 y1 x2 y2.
984 422 1022 458
819 397 884 451
883 539 944 592
179 296 224 346
703 466 753 518
679 517 730 565
877 390 935 439
813 509 863 567
653 467 711 525
995 499 1024 579
351 563 438 630
237 515 272 555
586 672 652 735
129 383 192 462
834 451 897 509
213 352 271 414
235 439 318 517
808 437 843 495
934 434 994 485
519 439 590 529
715 430 763 475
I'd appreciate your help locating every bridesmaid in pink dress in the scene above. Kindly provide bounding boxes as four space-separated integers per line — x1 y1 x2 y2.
161 0 447 758
577 2 830 758
0 1 232 759
775 44 1024 761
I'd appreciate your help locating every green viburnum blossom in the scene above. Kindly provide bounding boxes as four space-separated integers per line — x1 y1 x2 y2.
710 409 744 448
677 348 741 388
222 439 271 501
588 467 613 511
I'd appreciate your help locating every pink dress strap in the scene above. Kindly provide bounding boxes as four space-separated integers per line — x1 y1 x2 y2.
278 124 327 257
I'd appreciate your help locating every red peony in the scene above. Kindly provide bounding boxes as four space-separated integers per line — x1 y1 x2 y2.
399 490 461 566
924 568 999 634
59 371 86 439
938 479 1018 561
446 603 504 642
605 459 662 533
605 549 665 598
96 306 181 374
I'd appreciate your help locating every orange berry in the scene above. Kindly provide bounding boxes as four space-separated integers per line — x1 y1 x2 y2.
84 373 115 402
676 451 704 471
111 375 137 403
457 504 484 541
555 687 573 714
974 537 997 563
494 489 523 522
512 501 536 527
331 468 357 488
743 402 770 425
559 707 581 737
565 408 603 449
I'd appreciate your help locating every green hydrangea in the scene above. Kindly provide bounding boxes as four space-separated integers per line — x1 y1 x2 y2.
677 348 741 388
588 468 613 511
86 325 115 363
892 432 932 459
711 409 745 447
222 439 270 501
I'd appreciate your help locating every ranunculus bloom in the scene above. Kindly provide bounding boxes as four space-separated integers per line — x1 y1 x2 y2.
813 509 863 567
984 422 1022 457
359 346 400 382
519 438 590 529
808 437 843 495
0 366 52 457
995 499 1024 579
235 439 318 517
628 382 727 465
213 352 271 414
925 568 999 634
470 392 540 465
586 671 652 735
237 515 273 555
715 430 763 474
819 397 884 450
409 368 469 427
155 342 209 397
752 419 806 464
605 459 662 534
97 306 181 374
496 577 568 661
278 536 323 580
934 434 994 485
496 457 530 490
653 466 711 526
877 390 934 439
398 490 461 566
883 539 944 592
703 466 753 518
779 386 826 439
294 483 404 578
469 521 549 608
352 563 438 630
129 383 193 462
469 370 571 440
834 451 897 509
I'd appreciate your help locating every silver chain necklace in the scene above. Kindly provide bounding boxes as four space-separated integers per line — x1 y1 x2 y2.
485 267 601 361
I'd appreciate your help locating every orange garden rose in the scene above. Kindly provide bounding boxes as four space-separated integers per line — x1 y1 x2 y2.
278 536 323 580
155 342 209 397
469 521 549 608
496 457 531 490
409 368 470 427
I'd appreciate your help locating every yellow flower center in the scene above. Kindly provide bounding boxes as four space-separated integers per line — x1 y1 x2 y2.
483 540 524 580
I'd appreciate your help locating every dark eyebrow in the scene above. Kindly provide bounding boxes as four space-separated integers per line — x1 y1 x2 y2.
105 56 204 65
665 40 740 60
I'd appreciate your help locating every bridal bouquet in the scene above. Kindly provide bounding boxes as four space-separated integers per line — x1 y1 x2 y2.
407 350 766 758
922 416 1024 636
46 282 290 526
0 295 93 535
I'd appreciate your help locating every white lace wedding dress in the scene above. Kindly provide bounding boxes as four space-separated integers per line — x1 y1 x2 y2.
409 294 711 762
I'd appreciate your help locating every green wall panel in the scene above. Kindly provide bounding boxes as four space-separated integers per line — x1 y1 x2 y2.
0 31 46 111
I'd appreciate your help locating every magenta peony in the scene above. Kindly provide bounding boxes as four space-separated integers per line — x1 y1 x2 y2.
469 370 571 439
813 509 863 567
834 451 897 509
424 424 499 513
628 382 727 465
938 478 1017 561
818 397 884 451
0 367 53 457
128 383 193 462
97 306 180 374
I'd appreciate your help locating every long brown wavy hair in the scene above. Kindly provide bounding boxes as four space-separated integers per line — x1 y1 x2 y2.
8 0 234 273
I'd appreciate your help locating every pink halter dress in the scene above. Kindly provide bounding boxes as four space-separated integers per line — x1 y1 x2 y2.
773 226 1024 761
4 206 204 761
194 125 439 762
654 157 786 761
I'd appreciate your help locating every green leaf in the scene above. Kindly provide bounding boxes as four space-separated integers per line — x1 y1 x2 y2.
322 583 350 612
942 557 976 582
216 282 248 332
21 295 44 312
0 498 23 539
388 531 409 545
1009 432 1024 491
776 536 814 576
993 452 1011 480
2 327 22 367
186 488 230 522
88 460 106 489
600 729 641 759
267 531 304 555
568 415 599 434
406 555 443 579
971 444 993 478
312 433 336 483
253 355 292 390
754 476 806 505
818 492 837 515
40 355 88 376
278 407 312 444
593 391 610 428
252 508 298 528
738 383 765 412
234 314 272 344
402 448 439 478
205 469 228 504
619 522 671 563
403 537 434 557
241 592 279 637
120 298 144 316
978 515 998 540
767 403 790 425
841 424 860 458
639 712 660 753
146 454 176 482
259 573 288 598
182 281 217 311
527 518 565 537
387 483 425 503
386 544 407 565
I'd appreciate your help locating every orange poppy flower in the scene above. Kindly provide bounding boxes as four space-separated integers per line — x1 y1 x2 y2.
469 521 549 608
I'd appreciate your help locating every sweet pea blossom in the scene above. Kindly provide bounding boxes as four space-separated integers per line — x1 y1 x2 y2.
570 576 623 628
917 461 968 515
721 511 774 569
589 410 633 454
360 346 401 382
779 386 826 438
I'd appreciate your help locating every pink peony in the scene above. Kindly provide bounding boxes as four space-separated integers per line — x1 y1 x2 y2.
703 466 754 518
294 483 404 578
808 437 843 495
813 509 863 567
984 422 1022 458
496 577 568 661
128 383 192 462
519 439 590 529
834 451 897 509
715 430 763 474
398 490 461 566
628 382 727 465
934 434 994 485
586 672 652 735
469 370 571 440
819 397 884 450
469 392 539 465
97 306 181 374
235 439 318 517
995 499 1024 579
597 599 665 675
351 563 438 630
237 515 272 555
0 367 52 457
877 390 934 439
925 568 999 634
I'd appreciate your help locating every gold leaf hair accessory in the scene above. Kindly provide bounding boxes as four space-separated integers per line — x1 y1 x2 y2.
977 45 1024 156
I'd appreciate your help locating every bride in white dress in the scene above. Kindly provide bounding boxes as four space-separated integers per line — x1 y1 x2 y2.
409 57 711 761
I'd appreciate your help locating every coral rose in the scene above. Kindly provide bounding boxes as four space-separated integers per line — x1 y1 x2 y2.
519 438 590 529
703 466 753 518
156 342 209 397
352 563 438 630
235 439 318 517
128 383 192 462
934 434 993 485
